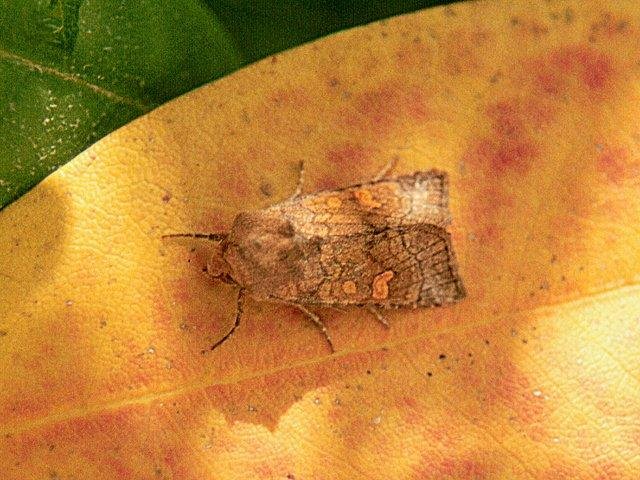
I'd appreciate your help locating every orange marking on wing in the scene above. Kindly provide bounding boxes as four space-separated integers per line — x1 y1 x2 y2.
372 271 394 299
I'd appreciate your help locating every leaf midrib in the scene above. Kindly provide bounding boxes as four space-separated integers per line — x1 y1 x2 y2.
0 47 154 111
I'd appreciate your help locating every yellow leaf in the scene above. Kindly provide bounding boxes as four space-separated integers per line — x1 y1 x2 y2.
2 1 640 478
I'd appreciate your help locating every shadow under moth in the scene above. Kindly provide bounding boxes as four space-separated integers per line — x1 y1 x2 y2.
164 164 465 352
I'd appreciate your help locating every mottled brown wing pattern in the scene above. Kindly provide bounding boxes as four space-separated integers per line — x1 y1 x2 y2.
271 171 450 238
168 169 464 352
262 224 464 308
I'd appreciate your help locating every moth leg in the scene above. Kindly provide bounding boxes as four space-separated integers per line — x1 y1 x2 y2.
286 160 306 201
209 288 246 352
162 232 227 242
292 303 335 353
366 305 390 329
372 155 399 182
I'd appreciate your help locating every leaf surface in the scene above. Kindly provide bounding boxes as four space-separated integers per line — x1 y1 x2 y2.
0 0 241 208
1 1 640 478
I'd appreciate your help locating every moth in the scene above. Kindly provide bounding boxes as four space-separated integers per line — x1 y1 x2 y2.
164 165 465 352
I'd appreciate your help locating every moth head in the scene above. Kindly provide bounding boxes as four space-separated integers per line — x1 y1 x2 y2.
224 212 303 283
161 231 235 284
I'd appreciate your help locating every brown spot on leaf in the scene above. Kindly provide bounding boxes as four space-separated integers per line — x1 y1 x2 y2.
276 221 295 238
590 11 631 41
259 182 273 197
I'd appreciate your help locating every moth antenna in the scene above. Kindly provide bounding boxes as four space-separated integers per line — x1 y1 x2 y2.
162 232 227 242
372 155 400 182
209 288 246 351
286 160 306 202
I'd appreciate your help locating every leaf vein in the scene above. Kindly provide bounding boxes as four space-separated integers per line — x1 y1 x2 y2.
0 48 153 111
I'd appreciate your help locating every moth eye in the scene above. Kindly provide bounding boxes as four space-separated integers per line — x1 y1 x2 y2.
252 240 262 249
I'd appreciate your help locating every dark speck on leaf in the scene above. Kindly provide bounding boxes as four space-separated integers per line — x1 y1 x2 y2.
564 8 575 23
260 182 273 197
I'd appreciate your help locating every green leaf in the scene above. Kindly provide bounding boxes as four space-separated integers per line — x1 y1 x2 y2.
0 0 242 209
210 0 454 64
0 0 457 210
49 0 83 52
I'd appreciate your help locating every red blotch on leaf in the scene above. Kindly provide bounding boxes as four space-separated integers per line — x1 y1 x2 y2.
491 358 546 430
397 396 425 427
218 160 250 199
533 45 614 97
348 87 397 135
597 144 631 184
326 143 373 168
405 87 430 122
342 84 431 137
413 456 488 480
468 99 543 174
